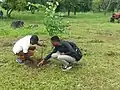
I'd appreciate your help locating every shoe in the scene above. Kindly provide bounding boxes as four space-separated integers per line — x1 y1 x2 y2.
62 65 72 71
16 58 24 64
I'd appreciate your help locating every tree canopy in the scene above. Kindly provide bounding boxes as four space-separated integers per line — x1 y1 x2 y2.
1 0 120 17
1 0 27 17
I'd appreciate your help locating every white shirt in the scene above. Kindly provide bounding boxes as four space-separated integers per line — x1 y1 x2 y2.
13 35 32 54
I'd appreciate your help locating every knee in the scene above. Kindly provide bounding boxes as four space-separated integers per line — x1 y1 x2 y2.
51 53 58 59
57 55 64 60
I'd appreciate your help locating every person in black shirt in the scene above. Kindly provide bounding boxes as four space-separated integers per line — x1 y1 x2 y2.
38 36 82 71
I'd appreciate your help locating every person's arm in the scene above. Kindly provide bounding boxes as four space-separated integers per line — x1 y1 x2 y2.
63 42 76 55
22 49 29 60
23 47 28 54
44 48 57 61
37 48 57 66
22 42 30 59
24 53 29 60
37 42 46 47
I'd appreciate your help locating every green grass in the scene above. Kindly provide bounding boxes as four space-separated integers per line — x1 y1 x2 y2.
0 11 120 90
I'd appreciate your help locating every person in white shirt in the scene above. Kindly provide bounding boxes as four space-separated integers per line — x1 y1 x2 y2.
13 35 44 64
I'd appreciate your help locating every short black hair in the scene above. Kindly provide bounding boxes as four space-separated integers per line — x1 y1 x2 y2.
30 35 39 42
51 36 60 42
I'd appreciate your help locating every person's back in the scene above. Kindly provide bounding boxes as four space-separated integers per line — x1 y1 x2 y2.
67 41 82 61
13 35 32 54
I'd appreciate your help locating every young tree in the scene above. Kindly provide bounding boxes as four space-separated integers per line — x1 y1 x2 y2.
44 2 68 36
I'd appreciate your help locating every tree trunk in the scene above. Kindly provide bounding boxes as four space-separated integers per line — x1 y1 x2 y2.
68 9 70 16
104 0 112 15
74 7 77 15
98 5 101 12
7 9 13 18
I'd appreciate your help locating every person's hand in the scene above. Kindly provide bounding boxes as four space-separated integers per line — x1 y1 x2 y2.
37 60 45 67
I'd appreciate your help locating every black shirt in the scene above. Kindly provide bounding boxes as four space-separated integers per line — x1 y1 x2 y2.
44 41 78 60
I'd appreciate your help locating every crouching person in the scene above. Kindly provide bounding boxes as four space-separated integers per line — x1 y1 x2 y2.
13 35 44 64
39 36 82 71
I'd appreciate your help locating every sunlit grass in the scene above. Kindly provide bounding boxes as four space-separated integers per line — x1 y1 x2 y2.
0 11 120 90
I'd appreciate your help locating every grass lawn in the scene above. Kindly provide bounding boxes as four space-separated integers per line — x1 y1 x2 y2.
0 11 120 90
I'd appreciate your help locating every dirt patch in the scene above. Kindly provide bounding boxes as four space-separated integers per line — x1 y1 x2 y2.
24 58 50 69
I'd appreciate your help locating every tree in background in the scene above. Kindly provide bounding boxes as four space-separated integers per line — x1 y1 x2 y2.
100 0 120 14
1 0 27 17
1 0 120 17
57 0 92 16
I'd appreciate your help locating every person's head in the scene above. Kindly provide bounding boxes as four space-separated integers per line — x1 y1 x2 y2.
30 35 39 45
51 36 61 46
